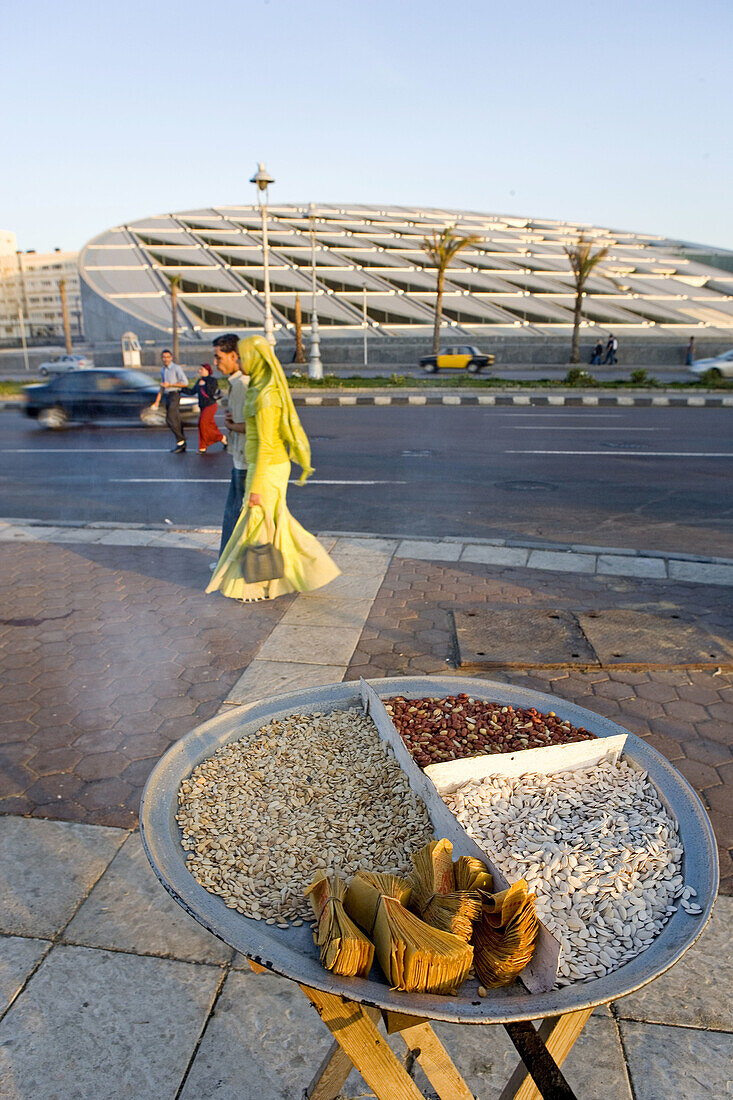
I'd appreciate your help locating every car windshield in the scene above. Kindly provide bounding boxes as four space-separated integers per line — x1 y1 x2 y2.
121 371 156 388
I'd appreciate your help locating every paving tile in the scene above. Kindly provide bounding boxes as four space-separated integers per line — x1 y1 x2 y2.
0 944 221 1098
63 832 232 964
308 572 385 599
620 1020 733 1100
526 550 597 573
460 545 530 567
669 560 733 586
597 554 667 578
226 660 348 704
255 624 363 666
277 596 375 629
0 936 50 1016
396 540 462 561
613 896 732 1030
0 816 127 938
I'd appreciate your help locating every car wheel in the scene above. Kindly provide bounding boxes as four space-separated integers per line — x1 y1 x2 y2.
141 406 166 427
467 360 481 374
423 361 438 373
39 367 49 377
38 406 69 430
709 368 722 379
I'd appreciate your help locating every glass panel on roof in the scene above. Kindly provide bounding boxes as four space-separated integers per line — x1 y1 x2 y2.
89 269 163 296
269 293 358 324
181 294 263 323
146 247 212 266
242 269 311 293
164 268 242 293
342 293 432 322
83 248 142 267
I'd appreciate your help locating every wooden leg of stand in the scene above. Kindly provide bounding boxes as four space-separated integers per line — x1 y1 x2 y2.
399 1021 475 1100
304 1038 357 1100
301 985 425 1100
498 1008 593 1100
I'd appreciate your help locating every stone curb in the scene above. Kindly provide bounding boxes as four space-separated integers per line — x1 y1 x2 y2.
2 393 732 412
3 518 733 585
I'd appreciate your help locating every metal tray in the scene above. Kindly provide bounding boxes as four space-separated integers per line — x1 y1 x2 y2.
140 676 718 1024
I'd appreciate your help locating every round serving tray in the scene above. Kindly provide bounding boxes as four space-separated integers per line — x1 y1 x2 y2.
140 676 718 1024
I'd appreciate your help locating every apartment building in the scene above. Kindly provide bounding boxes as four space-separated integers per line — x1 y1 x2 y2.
0 231 83 340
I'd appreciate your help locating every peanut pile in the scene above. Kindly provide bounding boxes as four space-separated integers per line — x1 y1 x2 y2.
385 694 595 769
177 709 433 926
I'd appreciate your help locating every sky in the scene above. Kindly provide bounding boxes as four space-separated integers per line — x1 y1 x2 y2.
2 0 731 254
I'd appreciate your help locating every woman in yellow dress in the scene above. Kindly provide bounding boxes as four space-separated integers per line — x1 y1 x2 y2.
206 335 340 601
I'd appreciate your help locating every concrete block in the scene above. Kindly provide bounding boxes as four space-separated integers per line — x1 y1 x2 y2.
669 560 733 586
614 896 732 1031
0 817 126 938
63 832 233 964
395 540 462 561
255 625 363 665
620 1020 733 1100
526 549 597 573
597 554 668 579
0 945 221 1098
460 545 530 567
278 596 375 630
0 937 50 1015
97 530 157 546
309 572 386 599
226 660 347 704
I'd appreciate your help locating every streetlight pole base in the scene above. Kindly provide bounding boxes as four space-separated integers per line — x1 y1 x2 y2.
309 313 323 380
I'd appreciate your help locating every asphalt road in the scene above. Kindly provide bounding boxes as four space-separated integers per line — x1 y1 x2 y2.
1 406 732 555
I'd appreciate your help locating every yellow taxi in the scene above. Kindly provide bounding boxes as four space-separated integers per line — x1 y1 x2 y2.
419 345 495 374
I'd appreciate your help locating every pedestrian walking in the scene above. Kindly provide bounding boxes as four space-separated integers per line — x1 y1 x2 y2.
685 337 696 366
589 340 603 366
207 335 340 602
210 334 249 559
603 334 619 365
151 349 188 452
186 364 227 454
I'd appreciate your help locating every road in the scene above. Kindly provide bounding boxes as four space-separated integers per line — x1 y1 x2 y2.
1 406 731 555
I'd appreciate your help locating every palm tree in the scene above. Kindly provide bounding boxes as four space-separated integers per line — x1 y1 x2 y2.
563 234 610 364
58 278 72 353
167 275 182 361
294 292 306 364
422 227 481 354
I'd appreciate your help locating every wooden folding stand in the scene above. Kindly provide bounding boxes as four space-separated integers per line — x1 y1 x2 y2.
248 961 592 1100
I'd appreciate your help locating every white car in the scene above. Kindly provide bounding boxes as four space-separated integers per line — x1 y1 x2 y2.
38 354 94 377
688 348 733 379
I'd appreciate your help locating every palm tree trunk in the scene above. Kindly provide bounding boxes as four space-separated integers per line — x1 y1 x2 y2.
570 281 583 364
171 282 179 362
433 268 445 355
294 293 305 364
59 279 72 354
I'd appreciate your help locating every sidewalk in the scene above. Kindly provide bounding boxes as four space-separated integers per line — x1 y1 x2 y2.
0 519 731 1098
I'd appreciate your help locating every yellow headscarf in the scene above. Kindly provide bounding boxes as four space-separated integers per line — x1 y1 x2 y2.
238 335 314 484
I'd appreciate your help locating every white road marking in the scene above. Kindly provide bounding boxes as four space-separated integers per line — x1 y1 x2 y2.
506 450 733 457
510 426 663 431
0 448 165 453
109 478 407 485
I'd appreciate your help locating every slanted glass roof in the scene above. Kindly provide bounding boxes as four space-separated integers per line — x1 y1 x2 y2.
79 205 733 338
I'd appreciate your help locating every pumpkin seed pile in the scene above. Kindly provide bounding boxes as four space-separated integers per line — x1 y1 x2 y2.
177 709 433 926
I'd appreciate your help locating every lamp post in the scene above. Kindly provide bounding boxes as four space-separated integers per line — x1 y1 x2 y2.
250 162 276 348
307 203 323 379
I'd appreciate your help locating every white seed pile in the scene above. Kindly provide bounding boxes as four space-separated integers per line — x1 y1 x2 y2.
445 759 685 985
177 709 433 926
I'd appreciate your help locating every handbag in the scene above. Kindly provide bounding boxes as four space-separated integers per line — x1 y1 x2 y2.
241 507 284 583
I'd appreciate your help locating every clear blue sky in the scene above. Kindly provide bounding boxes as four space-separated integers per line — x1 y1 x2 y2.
2 0 731 253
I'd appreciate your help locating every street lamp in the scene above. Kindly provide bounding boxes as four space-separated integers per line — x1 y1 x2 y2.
307 203 323 379
250 162 276 348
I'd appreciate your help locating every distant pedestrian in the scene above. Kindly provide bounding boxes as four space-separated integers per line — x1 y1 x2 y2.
151 349 188 452
685 337 696 366
603 334 619 365
589 340 603 366
187 364 227 454
211 334 249 558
